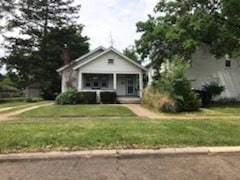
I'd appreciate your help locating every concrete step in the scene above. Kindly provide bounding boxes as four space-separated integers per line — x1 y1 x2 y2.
117 97 141 104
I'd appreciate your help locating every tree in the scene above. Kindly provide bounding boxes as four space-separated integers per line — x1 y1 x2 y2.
1 0 89 99
0 0 14 28
136 0 240 72
123 46 140 63
154 56 201 111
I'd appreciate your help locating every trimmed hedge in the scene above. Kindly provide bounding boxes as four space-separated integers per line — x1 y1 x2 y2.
100 91 116 104
76 92 96 104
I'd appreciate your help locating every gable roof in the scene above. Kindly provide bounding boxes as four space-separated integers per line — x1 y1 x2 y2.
56 46 106 73
72 47 147 71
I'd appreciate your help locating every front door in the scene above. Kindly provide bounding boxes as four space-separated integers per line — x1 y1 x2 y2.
127 77 134 95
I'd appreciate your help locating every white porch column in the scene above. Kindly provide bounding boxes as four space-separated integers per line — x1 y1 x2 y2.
113 73 117 90
78 71 82 90
139 72 143 98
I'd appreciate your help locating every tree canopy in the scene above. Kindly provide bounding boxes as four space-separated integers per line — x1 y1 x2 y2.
1 0 89 98
136 0 240 72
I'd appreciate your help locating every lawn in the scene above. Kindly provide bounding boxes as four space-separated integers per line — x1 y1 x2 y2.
18 104 136 117
0 101 52 114
158 104 240 117
0 101 28 108
0 118 239 153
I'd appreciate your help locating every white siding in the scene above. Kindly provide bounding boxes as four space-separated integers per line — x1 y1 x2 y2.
80 52 142 74
187 45 240 100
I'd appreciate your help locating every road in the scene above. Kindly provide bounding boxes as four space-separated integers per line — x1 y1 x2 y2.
0 154 240 180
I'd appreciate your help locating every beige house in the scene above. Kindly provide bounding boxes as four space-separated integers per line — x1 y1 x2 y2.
57 46 147 102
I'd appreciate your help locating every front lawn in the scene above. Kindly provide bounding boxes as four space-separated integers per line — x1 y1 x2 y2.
18 104 136 117
158 104 240 117
0 118 240 153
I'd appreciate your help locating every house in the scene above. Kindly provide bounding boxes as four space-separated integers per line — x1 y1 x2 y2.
188 45 240 101
57 46 147 103
147 44 240 101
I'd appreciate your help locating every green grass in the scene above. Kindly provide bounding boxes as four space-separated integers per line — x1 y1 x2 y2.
158 104 240 117
18 105 136 117
0 118 239 153
0 102 28 108
0 101 52 114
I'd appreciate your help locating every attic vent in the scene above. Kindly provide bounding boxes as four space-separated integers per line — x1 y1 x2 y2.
108 59 114 64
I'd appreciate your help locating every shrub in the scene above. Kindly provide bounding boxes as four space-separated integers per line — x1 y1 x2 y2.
100 91 116 104
76 91 96 104
203 82 225 97
142 87 178 113
152 56 201 112
55 89 78 105
26 97 43 103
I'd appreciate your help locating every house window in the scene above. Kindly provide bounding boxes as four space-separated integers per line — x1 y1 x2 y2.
108 59 114 64
226 60 231 67
84 74 108 89
101 81 107 88
93 82 99 89
85 82 91 87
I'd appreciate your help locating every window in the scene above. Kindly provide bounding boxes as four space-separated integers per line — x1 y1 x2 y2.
85 82 91 87
101 81 107 88
93 82 99 89
108 59 114 64
84 74 108 89
226 60 231 67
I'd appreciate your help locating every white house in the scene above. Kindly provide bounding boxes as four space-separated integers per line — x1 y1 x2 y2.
188 45 240 100
147 45 240 101
57 46 147 102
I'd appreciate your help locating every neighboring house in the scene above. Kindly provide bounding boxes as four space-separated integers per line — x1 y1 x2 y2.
57 46 147 102
188 45 240 100
147 44 240 101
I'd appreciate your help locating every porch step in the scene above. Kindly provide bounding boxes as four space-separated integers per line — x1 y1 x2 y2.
117 97 141 104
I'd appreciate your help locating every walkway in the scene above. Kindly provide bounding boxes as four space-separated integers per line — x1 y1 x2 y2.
121 104 161 119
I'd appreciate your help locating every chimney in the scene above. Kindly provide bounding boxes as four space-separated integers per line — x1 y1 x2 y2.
60 44 71 65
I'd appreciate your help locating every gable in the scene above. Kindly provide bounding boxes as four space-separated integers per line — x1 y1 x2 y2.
57 46 106 73
77 51 143 73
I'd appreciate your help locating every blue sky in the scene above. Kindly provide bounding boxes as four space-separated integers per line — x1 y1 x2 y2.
0 0 158 74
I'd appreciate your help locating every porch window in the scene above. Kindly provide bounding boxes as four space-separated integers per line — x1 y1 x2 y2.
84 74 109 89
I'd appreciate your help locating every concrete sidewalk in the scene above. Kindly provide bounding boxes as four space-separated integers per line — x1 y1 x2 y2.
0 146 240 161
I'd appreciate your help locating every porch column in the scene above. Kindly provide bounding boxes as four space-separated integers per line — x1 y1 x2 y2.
78 71 82 90
139 72 143 98
113 73 117 90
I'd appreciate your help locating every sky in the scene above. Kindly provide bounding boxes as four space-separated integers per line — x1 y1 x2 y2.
76 0 158 50
0 0 158 74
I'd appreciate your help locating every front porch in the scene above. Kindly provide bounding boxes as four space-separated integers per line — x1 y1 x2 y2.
78 73 143 98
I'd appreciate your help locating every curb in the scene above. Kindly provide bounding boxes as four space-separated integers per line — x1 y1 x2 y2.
0 146 240 162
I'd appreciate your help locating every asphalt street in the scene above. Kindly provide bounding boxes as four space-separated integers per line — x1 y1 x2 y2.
0 154 240 180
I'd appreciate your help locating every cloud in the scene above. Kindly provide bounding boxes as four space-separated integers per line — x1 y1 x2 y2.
141 0 158 16
75 0 159 50
103 0 117 8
